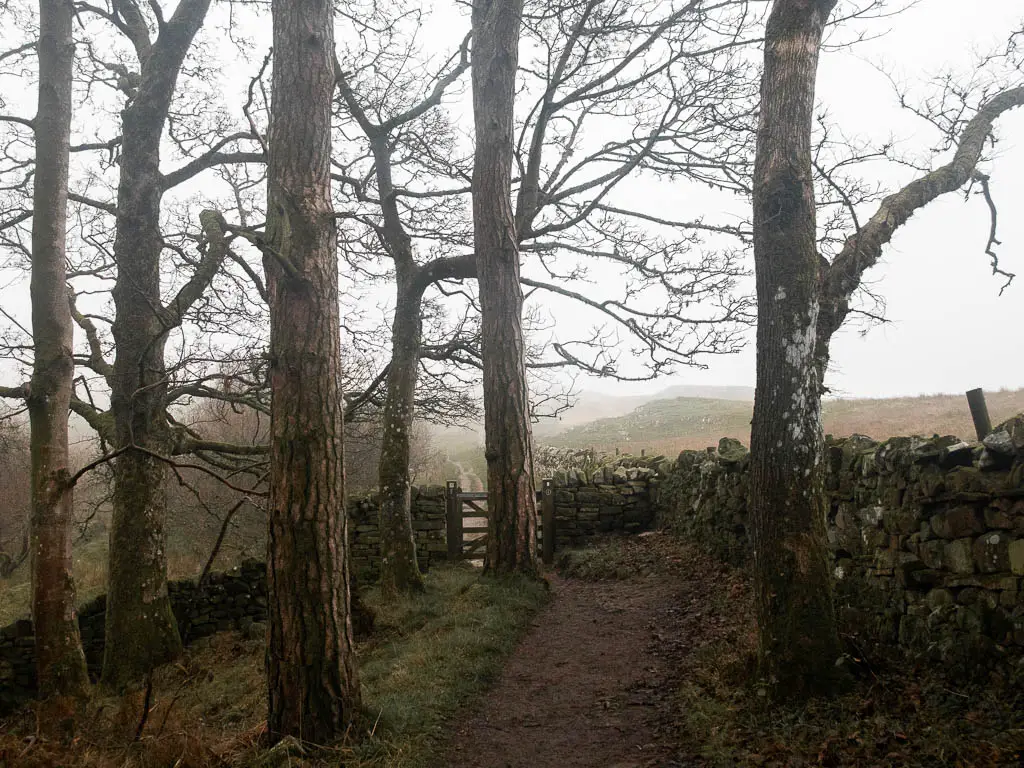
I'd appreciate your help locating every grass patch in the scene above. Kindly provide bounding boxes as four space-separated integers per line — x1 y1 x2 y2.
1 562 549 767
350 564 548 766
0 535 110 626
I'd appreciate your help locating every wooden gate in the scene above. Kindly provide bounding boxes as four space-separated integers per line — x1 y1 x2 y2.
445 480 556 565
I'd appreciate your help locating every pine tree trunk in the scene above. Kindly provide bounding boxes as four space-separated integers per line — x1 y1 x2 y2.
471 0 538 577
749 0 843 698
29 0 89 700
264 0 361 742
377 268 425 596
101 0 212 690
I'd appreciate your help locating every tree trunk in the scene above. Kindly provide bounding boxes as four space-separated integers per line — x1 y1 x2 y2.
264 0 361 742
471 0 538 577
749 0 843 698
102 0 213 690
377 266 425 595
29 0 89 700
102 96 178 692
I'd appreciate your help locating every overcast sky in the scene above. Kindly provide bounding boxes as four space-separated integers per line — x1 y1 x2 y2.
1 0 1021 407
590 0 1024 400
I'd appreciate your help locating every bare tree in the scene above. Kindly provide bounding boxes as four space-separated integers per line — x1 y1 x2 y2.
264 0 361 741
331 0 759 580
750 0 1023 697
334 31 471 595
28 0 90 701
0 0 758 608
0 0 270 688
93 0 224 689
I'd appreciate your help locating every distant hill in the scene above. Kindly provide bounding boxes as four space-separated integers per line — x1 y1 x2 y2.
433 384 756 446
541 388 1024 455
533 384 754 436
650 384 755 402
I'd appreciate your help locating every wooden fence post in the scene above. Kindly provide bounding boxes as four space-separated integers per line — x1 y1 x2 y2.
446 480 463 560
966 388 992 440
541 478 555 565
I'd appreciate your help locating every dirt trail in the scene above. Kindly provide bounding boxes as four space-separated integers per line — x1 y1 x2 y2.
445 534 739 768
449 458 484 492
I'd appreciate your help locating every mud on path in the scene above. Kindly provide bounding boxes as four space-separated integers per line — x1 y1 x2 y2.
444 533 747 768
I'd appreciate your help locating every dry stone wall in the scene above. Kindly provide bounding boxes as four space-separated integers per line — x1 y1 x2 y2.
349 485 448 583
5 418 1021 711
548 458 661 546
657 415 1024 676
1 559 268 715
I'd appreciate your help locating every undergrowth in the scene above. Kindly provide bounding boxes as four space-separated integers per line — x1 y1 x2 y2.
556 532 668 580
676 631 1024 767
0 563 549 767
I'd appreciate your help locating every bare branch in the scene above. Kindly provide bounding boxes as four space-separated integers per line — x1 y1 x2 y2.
820 85 1024 342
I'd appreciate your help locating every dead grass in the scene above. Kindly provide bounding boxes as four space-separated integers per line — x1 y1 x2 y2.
0 563 549 768
676 632 1024 767
556 533 668 580
547 388 1024 457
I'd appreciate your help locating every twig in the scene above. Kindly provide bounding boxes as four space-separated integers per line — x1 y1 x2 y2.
971 171 1015 295
156 665 195 737
64 445 130 489
199 488 263 585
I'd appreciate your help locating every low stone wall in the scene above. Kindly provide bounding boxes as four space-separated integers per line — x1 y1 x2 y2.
0 559 267 715
349 485 448 583
657 438 751 565
657 416 1024 674
549 459 661 547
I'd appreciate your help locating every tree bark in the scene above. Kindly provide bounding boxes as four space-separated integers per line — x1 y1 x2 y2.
102 0 212 690
749 0 843 698
264 0 361 742
29 0 90 701
471 0 538 576
377 265 425 596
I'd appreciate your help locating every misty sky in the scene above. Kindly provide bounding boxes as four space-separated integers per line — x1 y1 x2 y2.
596 1 1024 401
0 0 1021 407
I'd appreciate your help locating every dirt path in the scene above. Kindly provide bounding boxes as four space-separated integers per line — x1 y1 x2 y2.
445 533 741 768
449 458 484 492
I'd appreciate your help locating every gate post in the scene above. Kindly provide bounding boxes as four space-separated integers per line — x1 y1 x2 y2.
541 478 555 565
446 481 463 560
966 388 992 440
